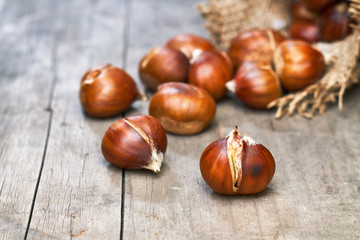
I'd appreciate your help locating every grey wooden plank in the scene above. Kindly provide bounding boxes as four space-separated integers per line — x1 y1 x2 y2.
26 0 128 239
123 0 360 239
0 0 67 238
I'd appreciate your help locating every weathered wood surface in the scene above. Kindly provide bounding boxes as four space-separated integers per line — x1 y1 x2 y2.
0 0 359 239
0 0 60 238
26 0 128 239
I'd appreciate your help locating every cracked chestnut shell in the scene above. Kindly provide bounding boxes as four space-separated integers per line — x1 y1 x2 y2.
228 29 286 69
149 82 216 135
165 34 216 60
80 64 142 118
200 127 275 195
101 115 167 173
139 46 190 91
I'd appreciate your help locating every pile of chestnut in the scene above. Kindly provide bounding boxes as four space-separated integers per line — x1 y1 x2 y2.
79 2 353 193
290 0 353 43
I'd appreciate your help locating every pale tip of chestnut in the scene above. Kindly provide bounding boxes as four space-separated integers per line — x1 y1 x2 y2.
82 78 95 85
137 90 148 102
225 80 236 94
178 47 192 59
81 70 101 86
144 151 164 173
227 127 256 146
241 135 256 146
189 49 204 64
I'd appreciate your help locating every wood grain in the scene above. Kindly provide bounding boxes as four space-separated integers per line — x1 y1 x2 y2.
122 0 360 239
0 0 359 239
0 0 62 238
26 0 128 238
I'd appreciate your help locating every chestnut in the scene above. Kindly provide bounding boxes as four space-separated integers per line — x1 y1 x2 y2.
101 115 167 173
165 33 216 60
273 40 325 91
149 82 216 135
138 46 190 91
303 0 338 12
79 64 143 118
200 127 276 195
292 0 318 20
226 61 282 109
188 51 233 101
228 29 286 69
290 19 320 43
319 2 353 42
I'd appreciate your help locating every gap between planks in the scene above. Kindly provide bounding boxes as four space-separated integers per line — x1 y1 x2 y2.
120 0 132 239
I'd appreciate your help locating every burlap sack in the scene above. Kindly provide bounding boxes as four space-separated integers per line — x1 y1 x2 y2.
197 0 360 118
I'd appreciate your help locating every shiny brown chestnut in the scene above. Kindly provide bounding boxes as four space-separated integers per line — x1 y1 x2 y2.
228 29 286 69
101 115 167 173
79 64 143 118
188 51 233 101
319 2 353 42
303 0 338 12
165 33 216 60
292 0 318 20
226 61 282 109
139 46 190 91
273 40 325 91
290 19 320 43
200 127 276 195
149 82 216 135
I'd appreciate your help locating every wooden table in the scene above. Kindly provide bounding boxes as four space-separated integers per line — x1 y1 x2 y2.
1 0 359 239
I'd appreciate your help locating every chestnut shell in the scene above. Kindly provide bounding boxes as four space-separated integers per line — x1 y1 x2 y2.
188 51 233 101
273 40 325 91
149 82 216 135
231 61 282 109
101 115 167 172
319 3 353 42
165 33 216 60
139 47 190 91
292 0 318 20
79 64 140 118
200 128 276 195
303 0 338 12
290 19 321 43
228 29 286 69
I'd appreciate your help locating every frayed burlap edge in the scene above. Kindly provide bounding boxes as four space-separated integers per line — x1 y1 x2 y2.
197 0 360 119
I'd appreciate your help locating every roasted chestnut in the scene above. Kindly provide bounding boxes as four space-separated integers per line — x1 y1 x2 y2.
226 61 282 109
101 115 167 173
165 33 216 60
149 82 216 135
200 127 276 195
139 46 190 91
273 40 325 91
228 29 286 69
79 64 143 118
188 51 233 101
